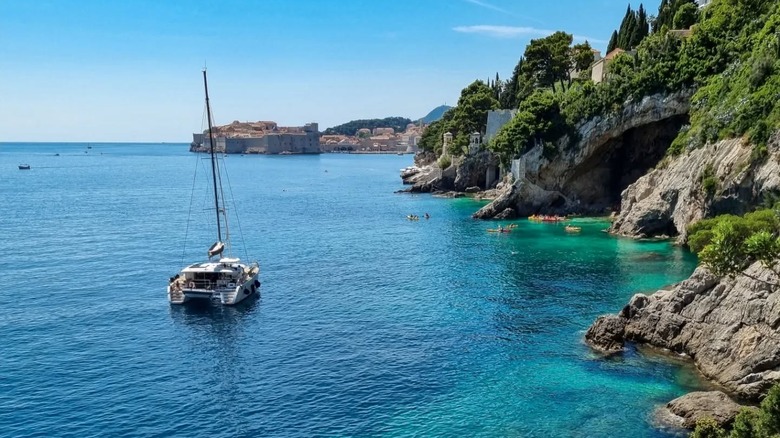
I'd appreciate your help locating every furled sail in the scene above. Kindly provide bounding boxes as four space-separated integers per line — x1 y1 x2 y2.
208 241 225 258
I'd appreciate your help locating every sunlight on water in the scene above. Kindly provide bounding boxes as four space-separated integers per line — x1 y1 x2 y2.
0 143 700 437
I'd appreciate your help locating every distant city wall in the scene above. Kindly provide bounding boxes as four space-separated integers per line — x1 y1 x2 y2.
191 123 321 154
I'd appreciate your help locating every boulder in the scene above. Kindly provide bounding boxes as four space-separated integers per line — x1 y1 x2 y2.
494 208 517 219
473 178 568 219
659 391 746 429
584 315 627 354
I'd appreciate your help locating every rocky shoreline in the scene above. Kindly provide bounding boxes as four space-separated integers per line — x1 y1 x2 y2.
400 127 780 430
585 261 779 428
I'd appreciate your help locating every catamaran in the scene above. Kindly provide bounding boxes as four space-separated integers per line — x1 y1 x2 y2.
167 70 260 305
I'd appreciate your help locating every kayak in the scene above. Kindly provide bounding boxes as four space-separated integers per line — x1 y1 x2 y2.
565 225 582 232
487 229 512 233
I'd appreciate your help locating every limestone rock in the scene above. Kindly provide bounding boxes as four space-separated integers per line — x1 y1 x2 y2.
477 91 693 219
586 262 780 401
402 151 499 194
584 315 627 354
661 391 745 429
494 208 517 219
611 132 780 240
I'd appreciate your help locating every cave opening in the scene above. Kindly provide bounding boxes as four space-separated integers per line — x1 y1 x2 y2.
567 115 689 212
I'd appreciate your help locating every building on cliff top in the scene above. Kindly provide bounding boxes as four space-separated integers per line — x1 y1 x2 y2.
191 121 321 154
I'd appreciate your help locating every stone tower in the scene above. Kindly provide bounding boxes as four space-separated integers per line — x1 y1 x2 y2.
442 132 453 158
469 132 481 155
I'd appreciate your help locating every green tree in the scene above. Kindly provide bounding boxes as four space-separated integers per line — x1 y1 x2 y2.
571 41 596 75
438 80 499 155
617 5 635 49
523 31 574 91
689 209 780 282
758 384 780 436
500 58 534 109
607 30 619 53
654 0 671 32
730 408 760 438
673 2 699 29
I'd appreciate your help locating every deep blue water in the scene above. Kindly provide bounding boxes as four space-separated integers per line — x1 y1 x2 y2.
1 143 702 437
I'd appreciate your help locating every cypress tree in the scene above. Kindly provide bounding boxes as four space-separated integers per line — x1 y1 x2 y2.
637 4 649 40
654 0 669 32
627 10 640 48
617 5 633 49
607 30 619 53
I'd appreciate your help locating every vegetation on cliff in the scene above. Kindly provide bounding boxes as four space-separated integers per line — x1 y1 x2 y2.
691 383 780 437
418 0 779 176
418 80 499 156
669 0 780 157
323 117 412 136
687 206 780 281
486 0 778 166
606 3 651 53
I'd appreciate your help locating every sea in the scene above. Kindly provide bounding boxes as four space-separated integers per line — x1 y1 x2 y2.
1 143 703 437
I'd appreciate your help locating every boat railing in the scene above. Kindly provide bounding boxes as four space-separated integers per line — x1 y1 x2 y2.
181 279 213 290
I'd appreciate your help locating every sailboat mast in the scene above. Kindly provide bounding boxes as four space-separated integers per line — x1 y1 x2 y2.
203 70 223 243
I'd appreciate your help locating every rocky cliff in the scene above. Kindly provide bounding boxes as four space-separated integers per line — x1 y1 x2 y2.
399 150 501 195
474 91 692 219
610 132 780 240
586 262 780 402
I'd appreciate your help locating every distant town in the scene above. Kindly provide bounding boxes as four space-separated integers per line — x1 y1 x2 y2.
190 117 433 155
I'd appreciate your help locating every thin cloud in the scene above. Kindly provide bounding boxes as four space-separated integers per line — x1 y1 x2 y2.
464 0 508 14
463 0 544 24
453 25 606 43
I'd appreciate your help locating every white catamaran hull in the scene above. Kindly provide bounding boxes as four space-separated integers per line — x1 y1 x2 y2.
168 260 260 305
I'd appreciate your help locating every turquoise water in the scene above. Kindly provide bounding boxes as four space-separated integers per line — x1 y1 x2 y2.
0 143 700 437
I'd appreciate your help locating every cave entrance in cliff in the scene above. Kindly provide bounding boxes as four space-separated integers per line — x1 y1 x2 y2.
569 115 689 212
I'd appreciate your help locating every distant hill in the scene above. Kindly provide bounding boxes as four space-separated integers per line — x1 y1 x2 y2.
323 117 413 136
420 105 452 124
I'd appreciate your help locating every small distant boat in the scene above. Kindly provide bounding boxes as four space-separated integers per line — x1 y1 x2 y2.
565 225 582 233
487 228 511 233
18 164 30 170
397 152 403 156
529 214 566 222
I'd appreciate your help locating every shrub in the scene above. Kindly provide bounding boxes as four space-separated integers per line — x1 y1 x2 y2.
437 154 452 169
699 164 719 197
691 417 726 438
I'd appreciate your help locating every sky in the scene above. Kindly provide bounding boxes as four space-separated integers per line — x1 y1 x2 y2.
0 0 660 142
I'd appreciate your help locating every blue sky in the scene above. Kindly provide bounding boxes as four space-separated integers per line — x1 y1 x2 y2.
0 0 659 142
